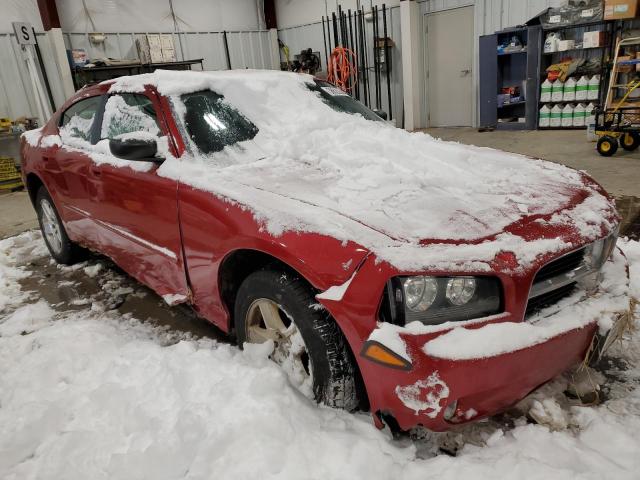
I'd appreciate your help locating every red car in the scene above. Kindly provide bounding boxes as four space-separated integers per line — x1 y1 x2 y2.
21 70 623 432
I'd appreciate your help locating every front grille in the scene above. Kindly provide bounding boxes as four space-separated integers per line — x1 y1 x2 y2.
525 282 576 317
533 248 586 283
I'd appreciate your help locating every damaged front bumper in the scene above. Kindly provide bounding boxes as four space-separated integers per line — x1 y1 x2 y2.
358 247 631 432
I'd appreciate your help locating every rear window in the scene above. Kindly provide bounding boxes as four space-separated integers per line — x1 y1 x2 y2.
180 90 258 154
306 80 383 122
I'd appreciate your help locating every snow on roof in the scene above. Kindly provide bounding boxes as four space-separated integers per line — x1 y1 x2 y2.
109 70 616 271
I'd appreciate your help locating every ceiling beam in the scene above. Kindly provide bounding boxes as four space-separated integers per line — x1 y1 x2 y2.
37 0 61 30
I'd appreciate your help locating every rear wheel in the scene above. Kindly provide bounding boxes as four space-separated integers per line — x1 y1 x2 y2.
35 187 86 265
620 132 640 151
234 269 359 410
597 136 618 157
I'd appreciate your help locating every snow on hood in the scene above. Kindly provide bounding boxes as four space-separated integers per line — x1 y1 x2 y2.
107 70 617 271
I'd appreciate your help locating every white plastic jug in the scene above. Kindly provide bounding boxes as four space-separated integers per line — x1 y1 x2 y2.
544 33 561 53
539 104 551 127
587 75 600 101
575 75 589 101
550 104 563 127
573 103 586 127
563 77 576 102
540 79 553 103
561 103 574 127
551 80 564 102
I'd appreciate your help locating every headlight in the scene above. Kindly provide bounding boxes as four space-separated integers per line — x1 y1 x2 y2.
403 276 438 312
586 230 618 269
446 277 476 305
384 276 502 326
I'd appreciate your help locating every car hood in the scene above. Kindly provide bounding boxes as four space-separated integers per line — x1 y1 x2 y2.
189 131 617 244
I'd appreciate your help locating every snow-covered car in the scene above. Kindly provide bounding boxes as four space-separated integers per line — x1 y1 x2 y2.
20 70 629 432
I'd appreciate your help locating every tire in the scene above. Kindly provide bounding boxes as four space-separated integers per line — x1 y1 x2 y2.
35 187 86 265
620 132 640 151
234 269 359 411
597 136 618 157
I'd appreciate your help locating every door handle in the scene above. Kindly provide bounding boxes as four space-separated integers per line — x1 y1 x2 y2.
91 167 102 177
43 156 53 162
460 69 471 76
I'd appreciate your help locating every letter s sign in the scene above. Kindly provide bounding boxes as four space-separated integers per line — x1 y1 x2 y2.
12 22 36 45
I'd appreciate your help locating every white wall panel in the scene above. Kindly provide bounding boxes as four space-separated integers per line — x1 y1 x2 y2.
57 0 262 33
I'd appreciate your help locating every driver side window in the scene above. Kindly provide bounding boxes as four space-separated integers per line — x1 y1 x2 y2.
59 95 102 146
101 93 161 140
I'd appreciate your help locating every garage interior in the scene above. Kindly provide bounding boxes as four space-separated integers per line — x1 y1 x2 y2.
1 0 640 478
2 0 639 237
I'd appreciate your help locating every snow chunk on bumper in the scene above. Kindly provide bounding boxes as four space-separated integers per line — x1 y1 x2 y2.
395 371 450 417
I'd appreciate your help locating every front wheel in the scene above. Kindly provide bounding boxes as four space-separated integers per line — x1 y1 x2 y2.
234 269 359 410
35 187 86 265
597 136 618 157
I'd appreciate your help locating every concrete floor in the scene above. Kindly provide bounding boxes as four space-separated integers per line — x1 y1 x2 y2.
1 129 639 240
0 190 38 239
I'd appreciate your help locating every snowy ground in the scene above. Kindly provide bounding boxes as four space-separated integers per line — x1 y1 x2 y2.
1 231 640 479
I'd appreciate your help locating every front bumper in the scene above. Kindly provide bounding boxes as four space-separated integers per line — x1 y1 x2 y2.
368 321 598 431
320 246 630 432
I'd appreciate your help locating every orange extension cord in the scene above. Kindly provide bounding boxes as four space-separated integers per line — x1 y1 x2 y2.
327 46 358 92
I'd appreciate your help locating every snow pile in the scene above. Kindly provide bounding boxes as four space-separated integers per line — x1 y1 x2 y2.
1 232 640 479
0 231 48 311
106 70 616 272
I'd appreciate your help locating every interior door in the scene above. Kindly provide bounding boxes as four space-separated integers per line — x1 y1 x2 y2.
88 91 188 301
425 6 474 126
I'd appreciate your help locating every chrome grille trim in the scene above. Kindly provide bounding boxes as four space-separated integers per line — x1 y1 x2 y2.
528 262 592 299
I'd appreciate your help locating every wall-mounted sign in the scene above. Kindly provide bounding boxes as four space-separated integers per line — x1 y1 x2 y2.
12 22 36 45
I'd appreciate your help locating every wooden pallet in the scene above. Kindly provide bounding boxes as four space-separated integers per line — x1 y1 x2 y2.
0 156 22 191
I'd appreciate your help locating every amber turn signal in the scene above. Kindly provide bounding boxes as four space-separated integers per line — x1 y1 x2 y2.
361 341 412 370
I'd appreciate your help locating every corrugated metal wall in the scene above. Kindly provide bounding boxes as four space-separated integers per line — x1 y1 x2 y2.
0 0 564 125
62 31 277 71
278 6 404 127
0 29 276 121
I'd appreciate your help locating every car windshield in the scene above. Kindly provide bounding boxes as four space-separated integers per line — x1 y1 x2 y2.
180 90 258 154
307 80 384 122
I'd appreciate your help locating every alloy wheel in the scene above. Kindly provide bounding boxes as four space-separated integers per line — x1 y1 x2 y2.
40 198 63 254
245 298 313 393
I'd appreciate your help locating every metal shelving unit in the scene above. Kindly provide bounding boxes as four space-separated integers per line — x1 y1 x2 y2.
537 19 615 130
479 26 541 130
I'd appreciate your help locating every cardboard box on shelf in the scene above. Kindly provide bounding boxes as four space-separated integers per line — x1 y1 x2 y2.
583 31 606 48
604 0 640 20
160 34 174 50
618 55 634 72
558 40 576 51
162 49 176 62
146 34 161 48
150 49 164 63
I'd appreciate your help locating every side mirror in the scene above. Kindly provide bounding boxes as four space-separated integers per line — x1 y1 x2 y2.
109 138 163 162
373 109 388 120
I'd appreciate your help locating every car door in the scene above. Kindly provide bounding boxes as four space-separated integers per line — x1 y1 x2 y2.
89 90 188 301
47 94 104 244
